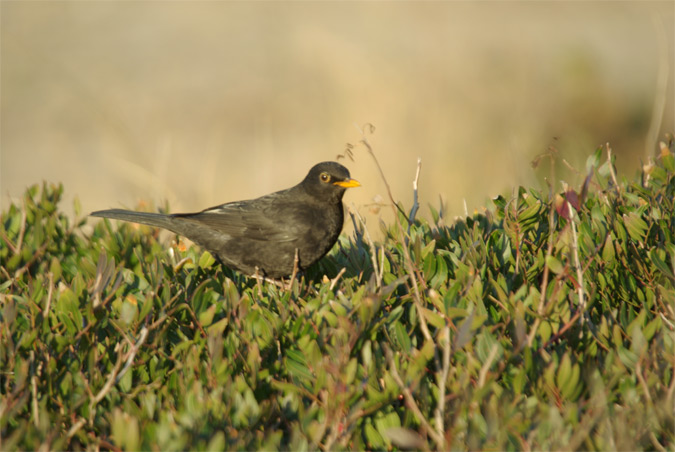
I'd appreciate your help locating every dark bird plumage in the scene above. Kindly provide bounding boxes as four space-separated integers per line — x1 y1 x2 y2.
90 161 360 278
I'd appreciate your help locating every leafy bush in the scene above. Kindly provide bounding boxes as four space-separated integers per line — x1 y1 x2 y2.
1 141 673 451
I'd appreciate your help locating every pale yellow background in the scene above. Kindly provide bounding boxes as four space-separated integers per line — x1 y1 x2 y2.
2 2 673 231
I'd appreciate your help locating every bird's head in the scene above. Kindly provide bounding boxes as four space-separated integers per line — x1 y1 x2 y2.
301 161 360 202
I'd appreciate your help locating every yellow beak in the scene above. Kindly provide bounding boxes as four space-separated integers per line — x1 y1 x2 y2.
334 178 361 188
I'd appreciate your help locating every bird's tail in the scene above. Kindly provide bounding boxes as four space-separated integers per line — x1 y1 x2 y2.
90 209 178 232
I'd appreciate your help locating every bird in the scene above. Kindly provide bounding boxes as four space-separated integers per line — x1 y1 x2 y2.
91 161 360 278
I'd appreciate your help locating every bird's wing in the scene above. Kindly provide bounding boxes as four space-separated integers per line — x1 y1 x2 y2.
172 197 302 242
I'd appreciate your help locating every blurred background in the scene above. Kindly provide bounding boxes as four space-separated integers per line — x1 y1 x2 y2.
2 2 673 234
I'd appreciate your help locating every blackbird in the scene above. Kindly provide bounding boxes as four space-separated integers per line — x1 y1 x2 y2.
91 161 360 278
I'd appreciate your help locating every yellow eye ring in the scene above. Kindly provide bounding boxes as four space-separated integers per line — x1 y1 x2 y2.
319 172 330 183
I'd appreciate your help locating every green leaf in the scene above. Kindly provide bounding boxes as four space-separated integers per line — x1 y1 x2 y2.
120 298 138 326
421 307 445 330
198 304 216 327
626 309 647 336
518 200 542 227
476 331 500 364
643 316 662 341
139 292 154 319
118 363 133 392
207 317 229 335
623 212 648 243
345 357 358 385
617 346 639 370
364 422 385 449
539 321 552 344
286 350 313 381
420 239 436 261
454 311 476 350
361 340 372 369
198 251 216 268
493 194 507 212
649 249 675 282
207 432 225 451
586 146 603 173
49 257 62 281
375 412 401 445
430 254 448 288
556 353 580 400
111 409 139 451
546 255 564 274
392 321 412 353
445 306 469 319
270 380 305 395
556 353 571 391
601 235 616 263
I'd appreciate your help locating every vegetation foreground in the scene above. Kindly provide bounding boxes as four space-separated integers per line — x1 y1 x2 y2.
1 143 674 451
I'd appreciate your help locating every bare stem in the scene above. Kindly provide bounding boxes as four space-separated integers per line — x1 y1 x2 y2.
606 143 620 195
116 326 149 384
409 158 422 227
329 267 347 291
477 343 499 388
434 326 451 441
567 201 586 325
354 123 409 221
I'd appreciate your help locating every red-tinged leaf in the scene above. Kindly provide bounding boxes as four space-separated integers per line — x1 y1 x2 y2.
580 171 593 204
565 190 580 211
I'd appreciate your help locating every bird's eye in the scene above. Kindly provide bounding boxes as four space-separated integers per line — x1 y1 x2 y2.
319 172 330 183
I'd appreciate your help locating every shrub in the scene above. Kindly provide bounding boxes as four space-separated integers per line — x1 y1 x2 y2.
1 141 673 450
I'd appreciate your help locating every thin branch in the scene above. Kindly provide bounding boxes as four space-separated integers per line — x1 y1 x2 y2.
648 431 667 452
353 125 435 359
635 358 666 451
477 343 499 388
14 242 49 280
409 158 422 228
183 302 207 338
383 344 445 449
0 228 17 254
89 348 124 423
253 267 264 295
353 123 409 221
606 143 620 195
30 351 38 428
16 198 27 253
116 326 148 384
434 325 451 441
44 272 54 322
66 417 87 440
329 267 347 291
287 248 300 291
567 201 586 325
538 310 582 352
667 353 675 404
404 258 433 343
378 246 385 288
88 326 148 424
352 127 444 446
320 392 342 451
